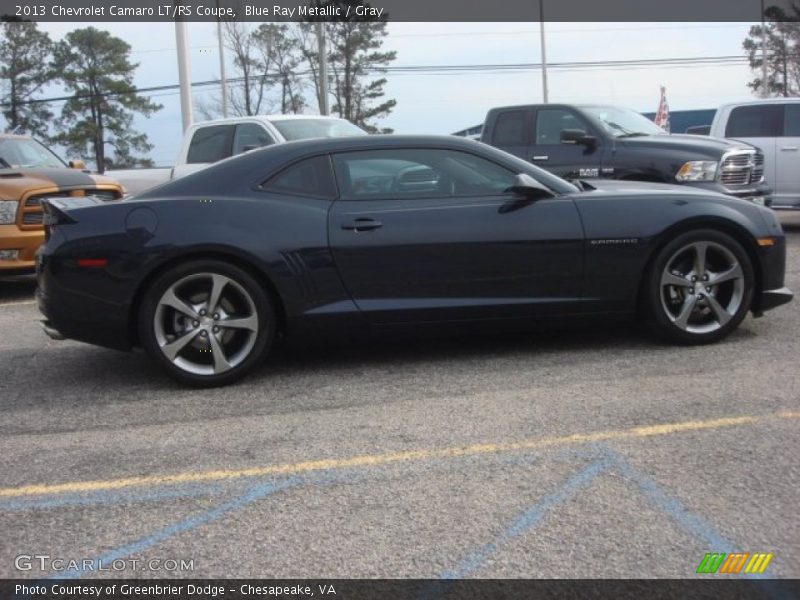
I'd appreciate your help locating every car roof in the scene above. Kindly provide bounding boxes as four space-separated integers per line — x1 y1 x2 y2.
717 97 800 110
250 134 485 154
486 103 638 113
188 114 352 128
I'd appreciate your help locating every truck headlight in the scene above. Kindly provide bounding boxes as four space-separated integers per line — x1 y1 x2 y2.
675 161 718 182
0 200 19 225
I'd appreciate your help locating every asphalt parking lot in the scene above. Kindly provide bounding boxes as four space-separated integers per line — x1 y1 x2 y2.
0 214 798 580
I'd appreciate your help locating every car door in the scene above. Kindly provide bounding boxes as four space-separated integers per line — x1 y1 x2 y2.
776 103 800 208
487 108 532 160
327 147 585 324
723 104 780 195
530 107 605 179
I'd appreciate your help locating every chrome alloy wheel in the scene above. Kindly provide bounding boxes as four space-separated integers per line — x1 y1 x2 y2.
153 272 259 376
659 241 745 334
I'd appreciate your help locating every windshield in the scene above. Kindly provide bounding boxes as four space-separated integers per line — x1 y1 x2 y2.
270 118 367 141
583 106 664 138
0 137 66 169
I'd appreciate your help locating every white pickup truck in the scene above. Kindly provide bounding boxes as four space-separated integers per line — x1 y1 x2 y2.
709 98 800 210
110 114 367 195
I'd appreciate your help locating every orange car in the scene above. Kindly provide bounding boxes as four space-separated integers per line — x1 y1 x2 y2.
0 134 123 276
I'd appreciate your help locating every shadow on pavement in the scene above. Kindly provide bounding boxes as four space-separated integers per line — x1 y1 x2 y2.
0 275 36 304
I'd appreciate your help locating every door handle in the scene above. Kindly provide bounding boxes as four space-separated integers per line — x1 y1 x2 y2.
780 146 798 151
341 218 382 232
532 155 549 161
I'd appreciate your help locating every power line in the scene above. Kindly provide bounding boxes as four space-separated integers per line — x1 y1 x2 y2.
0 55 765 109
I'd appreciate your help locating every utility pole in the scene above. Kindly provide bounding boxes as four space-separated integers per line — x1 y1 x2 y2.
761 0 769 98
317 21 330 115
175 19 193 132
539 0 549 103
216 1 228 117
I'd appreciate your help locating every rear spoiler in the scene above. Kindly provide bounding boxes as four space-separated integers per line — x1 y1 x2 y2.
42 196 106 226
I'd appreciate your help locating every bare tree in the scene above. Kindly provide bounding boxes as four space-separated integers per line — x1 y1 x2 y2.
296 23 324 113
253 24 305 114
223 21 270 116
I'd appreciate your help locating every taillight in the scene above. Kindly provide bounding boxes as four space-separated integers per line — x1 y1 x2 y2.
76 258 108 268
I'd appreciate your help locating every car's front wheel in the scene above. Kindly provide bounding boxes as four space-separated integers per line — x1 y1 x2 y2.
644 229 754 344
138 260 275 386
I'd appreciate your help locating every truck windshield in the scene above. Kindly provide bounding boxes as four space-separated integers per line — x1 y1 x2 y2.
0 137 66 169
270 118 367 141
583 106 664 138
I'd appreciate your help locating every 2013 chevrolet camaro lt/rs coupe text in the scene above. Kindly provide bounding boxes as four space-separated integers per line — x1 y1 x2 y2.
36 136 793 386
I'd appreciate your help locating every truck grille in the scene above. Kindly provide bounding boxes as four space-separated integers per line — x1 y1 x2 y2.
719 150 764 187
19 189 120 229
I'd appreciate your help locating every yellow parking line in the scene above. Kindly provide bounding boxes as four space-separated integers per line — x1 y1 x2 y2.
0 410 797 499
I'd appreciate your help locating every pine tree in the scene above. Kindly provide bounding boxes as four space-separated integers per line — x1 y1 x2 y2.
743 4 800 97
52 27 161 171
0 21 55 138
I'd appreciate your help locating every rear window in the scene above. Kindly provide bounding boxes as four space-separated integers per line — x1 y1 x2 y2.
186 125 234 164
491 110 528 146
269 119 366 141
260 155 336 199
784 104 800 137
725 105 782 137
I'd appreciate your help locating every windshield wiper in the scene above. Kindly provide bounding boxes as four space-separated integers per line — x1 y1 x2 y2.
616 132 651 138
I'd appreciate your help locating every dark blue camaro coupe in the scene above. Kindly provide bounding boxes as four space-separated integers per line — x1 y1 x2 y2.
37 135 792 386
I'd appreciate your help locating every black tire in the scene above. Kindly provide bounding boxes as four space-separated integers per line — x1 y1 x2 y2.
138 259 275 386
644 229 754 345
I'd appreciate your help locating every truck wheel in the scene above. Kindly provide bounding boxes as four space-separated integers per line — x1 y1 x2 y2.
644 229 754 344
138 260 275 386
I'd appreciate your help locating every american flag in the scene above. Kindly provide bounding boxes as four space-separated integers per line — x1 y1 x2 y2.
654 86 670 133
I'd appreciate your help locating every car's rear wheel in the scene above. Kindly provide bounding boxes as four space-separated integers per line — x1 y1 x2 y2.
644 229 754 344
138 260 274 386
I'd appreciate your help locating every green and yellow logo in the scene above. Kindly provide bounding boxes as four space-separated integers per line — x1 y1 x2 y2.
696 552 773 575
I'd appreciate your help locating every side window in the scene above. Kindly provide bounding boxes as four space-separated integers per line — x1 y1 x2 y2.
725 105 781 137
332 149 518 201
491 110 528 146
261 155 336 199
783 105 800 137
233 123 274 155
535 109 587 145
186 125 234 164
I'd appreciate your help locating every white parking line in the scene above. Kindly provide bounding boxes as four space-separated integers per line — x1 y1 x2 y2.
0 300 36 307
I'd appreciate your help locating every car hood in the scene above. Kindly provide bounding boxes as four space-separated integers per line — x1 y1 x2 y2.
580 178 731 200
0 167 120 199
618 133 759 158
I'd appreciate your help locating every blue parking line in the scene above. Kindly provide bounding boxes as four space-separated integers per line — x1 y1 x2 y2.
439 458 610 578
48 476 304 580
602 447 795 600
605 448 734 551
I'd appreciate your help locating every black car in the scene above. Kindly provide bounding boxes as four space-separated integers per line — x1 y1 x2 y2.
481 104 772 205
37 135 792 386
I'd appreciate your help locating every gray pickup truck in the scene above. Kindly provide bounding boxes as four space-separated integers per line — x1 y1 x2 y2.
481 103 772 205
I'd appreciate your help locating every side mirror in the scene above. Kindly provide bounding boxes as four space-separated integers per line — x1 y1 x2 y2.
560 129 596 147
506 173 554 200
68 159 87 170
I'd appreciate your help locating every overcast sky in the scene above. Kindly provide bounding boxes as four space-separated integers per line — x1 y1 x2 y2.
33 21 757 166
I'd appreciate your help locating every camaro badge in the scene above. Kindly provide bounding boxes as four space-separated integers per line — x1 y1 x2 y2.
589 238 640 245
